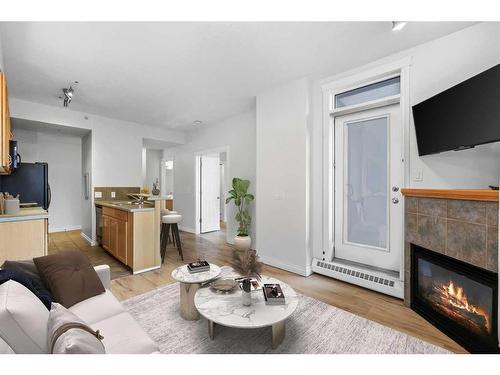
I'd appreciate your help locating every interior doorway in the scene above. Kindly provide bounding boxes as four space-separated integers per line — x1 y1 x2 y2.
161 157 174 198
195 147 229 235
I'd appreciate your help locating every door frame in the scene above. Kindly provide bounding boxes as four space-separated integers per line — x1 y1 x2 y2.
194 146 230 236
321 57 411 278
160 156 175 197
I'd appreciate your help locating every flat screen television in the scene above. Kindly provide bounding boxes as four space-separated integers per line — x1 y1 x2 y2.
412 63 500 156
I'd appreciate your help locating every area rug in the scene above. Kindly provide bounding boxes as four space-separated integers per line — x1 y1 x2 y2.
122 282 450 354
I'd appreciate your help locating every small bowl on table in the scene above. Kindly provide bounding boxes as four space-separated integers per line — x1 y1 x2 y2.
210 278 238 292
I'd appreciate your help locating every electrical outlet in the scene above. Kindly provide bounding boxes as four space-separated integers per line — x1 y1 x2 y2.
413 171 423 182
111 191 116 198
94 191 102 198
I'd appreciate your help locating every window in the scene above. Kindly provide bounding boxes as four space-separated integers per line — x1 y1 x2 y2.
335 76 400 108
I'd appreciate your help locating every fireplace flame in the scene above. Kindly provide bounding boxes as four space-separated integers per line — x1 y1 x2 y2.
434 280 491 334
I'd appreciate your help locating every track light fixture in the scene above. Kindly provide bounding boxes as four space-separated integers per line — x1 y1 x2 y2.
392 21 407 31
60 81 79 107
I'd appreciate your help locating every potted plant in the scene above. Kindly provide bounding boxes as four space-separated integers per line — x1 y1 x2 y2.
226 177 254 251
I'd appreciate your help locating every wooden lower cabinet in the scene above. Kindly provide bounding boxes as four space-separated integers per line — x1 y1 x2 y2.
102 209 131 266
98 204 159 273
114 219 128 264
0 219 48 264
102 215 110 250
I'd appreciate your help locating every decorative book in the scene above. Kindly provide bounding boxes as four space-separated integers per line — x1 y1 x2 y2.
263 284 285 305
187 260 210 273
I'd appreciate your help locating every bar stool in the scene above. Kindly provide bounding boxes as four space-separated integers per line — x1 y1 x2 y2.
160 214 183 263
160 209 179 246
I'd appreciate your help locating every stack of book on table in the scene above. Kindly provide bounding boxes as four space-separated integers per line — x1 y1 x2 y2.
263 284 285 305
187 260 210 273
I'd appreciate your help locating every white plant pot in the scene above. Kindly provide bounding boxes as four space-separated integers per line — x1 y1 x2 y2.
234 235 251 251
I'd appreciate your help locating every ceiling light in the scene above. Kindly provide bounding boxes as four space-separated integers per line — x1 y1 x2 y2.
193 120 203 126
392 21 407 31
60 81 78 107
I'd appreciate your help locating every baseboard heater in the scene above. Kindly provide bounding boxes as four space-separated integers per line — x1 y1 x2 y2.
312 258 404 299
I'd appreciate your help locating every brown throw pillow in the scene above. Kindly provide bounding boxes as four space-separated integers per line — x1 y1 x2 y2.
33 251 105 308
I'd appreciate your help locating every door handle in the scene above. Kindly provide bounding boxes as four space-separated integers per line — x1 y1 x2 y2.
392 198 399 204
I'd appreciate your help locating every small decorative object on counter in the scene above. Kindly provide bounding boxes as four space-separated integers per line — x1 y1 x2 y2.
152 179 160 196
4 193 20 215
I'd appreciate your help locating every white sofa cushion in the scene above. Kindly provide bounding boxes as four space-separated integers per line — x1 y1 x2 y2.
0 280 49 353
48 303 105 354
91 312 158 354
69 290 125 324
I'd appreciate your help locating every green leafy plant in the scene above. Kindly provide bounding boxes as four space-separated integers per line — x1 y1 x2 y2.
225 177 254 237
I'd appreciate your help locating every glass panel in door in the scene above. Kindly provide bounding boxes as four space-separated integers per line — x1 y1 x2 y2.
345 116 388 250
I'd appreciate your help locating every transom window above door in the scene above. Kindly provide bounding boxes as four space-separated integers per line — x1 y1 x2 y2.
334 76 400 109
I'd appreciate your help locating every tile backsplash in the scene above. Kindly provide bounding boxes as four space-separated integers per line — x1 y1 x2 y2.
93 187 140 201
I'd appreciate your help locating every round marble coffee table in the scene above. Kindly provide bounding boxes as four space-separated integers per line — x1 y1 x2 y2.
171 264 221 320
194 276 298 349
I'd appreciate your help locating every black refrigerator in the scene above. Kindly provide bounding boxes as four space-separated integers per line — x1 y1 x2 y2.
0 162 51 209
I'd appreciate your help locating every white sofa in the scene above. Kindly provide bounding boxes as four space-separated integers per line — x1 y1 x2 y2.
0 265 159 354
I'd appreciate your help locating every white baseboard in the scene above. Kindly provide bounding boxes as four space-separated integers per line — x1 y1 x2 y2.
133 265 161 275
80 231 97 246
259 255 312 277
178 225 196 234
49 225 82 234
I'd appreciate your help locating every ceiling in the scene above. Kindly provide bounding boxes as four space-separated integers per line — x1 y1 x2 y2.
0 22 475 130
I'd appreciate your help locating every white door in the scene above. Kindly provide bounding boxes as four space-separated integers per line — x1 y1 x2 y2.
334 104 403 271
200 154 221 233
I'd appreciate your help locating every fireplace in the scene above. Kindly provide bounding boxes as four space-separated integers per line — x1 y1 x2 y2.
411 244 499 353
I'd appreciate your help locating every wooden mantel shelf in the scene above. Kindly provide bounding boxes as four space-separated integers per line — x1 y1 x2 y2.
401 188 499 202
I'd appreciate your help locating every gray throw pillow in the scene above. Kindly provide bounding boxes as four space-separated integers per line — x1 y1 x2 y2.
1 260 44 285
48 303 105 354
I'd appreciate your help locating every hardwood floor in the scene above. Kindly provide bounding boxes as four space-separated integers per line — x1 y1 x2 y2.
48 230 131 279
49 229 467 353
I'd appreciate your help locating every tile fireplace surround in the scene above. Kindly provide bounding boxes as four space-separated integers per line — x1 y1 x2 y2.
402 189 499 351
402 189 499 305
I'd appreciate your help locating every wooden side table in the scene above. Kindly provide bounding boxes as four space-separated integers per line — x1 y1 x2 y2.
171 264 221 320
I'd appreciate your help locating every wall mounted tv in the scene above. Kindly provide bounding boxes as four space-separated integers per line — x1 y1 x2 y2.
412 63 500 156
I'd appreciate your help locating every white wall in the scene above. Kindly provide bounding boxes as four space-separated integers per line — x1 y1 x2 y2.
256 78 312 276
9 98 186 241
164 109 256 243
258 22 500 274
143 148 162 190
13 127 83 233
81 132 92 239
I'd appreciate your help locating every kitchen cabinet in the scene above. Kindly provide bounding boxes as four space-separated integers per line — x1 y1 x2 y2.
102 207 131 266
0 208 49 264
0 72 12 175
95 199 161 274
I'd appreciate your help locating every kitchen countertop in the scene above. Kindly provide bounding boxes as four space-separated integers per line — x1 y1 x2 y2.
95 200 155 213
0 207 49 223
